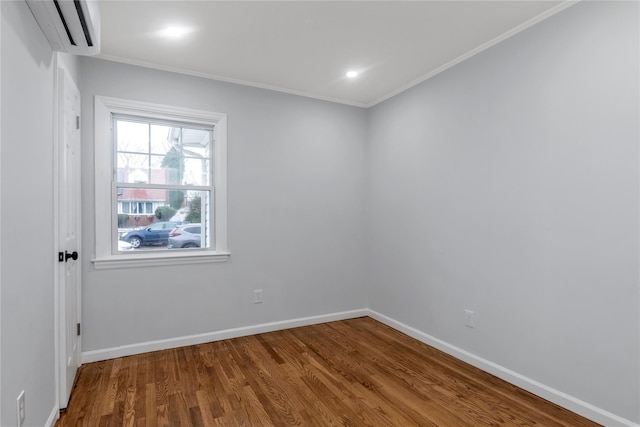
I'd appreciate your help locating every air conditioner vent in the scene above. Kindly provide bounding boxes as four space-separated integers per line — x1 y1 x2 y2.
53 0 77 46
26 0 100 56
72 0 95 47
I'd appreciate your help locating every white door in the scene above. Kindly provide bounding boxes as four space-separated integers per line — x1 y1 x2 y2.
57 65 82 408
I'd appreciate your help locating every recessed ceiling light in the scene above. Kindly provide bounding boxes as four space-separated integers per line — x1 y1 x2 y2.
160 26 192 39
346 71 359 78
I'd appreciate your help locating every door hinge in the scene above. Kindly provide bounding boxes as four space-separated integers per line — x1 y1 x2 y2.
77 323 81 336
76 116 80 130
58 252 64 262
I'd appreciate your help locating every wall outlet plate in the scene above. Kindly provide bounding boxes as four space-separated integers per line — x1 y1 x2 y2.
254 289 263 304
464 310 475 328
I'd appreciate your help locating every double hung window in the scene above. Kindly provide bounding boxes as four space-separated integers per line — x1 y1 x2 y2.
93 97 228 268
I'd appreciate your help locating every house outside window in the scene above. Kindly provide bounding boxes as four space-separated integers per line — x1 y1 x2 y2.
93 97 229 269
119 201 156 215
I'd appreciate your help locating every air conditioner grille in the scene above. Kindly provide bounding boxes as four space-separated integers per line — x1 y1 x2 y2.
73 0 94 47
53 0 77 46
26 0 100 56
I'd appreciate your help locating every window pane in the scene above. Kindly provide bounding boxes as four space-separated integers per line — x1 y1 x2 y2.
149 124 173 155
183 128 211 185
116 187 211 252
116 120 149 154
151 125 182 185
150 155 181 185
117 153 149 182
167 190 210 250
184 158 210 186
182 128 211 158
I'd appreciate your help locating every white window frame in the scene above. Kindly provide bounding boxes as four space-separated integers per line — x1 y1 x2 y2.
92 96 229 269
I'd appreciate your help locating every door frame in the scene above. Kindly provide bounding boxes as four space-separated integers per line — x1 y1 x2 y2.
53 54 82 410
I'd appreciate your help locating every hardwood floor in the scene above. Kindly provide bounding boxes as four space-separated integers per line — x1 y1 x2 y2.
56 317 600 426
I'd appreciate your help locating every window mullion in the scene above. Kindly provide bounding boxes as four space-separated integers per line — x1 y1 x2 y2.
115 182 212 191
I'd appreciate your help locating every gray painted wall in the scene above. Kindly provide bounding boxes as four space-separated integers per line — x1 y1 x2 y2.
59 52 80 85
1 1 57 425
366 1 639 422
1 0 637 425
79 58 368 352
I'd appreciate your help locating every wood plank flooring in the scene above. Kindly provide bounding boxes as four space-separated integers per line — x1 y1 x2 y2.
56 317 600 426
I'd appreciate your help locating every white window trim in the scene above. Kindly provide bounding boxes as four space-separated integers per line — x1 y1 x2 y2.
92 96 229 269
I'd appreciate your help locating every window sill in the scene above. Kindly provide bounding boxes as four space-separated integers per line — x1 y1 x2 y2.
92 251 230 270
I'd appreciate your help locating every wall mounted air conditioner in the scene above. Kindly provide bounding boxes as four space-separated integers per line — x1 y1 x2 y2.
26 0 100 56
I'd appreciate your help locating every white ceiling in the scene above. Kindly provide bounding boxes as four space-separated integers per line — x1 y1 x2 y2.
97 1 573 108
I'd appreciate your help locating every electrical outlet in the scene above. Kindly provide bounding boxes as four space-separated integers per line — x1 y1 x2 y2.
16 391 25 427
464 310 475 328
254 289 263 304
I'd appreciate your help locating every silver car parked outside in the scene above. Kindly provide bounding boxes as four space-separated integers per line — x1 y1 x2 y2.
168 224 201 248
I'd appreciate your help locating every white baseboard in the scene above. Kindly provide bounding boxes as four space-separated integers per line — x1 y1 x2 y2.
367 310 639 427
81 308 368 364
45 404 59 427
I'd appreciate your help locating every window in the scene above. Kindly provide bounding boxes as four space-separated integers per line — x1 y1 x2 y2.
93 97 228 269
118 201 157 214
